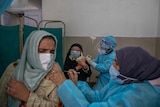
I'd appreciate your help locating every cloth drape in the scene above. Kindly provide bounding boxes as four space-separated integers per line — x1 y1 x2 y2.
0 0 13 15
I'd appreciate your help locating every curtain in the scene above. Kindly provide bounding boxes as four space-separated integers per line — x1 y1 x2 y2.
0 25 20 77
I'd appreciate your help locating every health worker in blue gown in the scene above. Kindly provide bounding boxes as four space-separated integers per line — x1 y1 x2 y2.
86 35 117 90
51 46 160 107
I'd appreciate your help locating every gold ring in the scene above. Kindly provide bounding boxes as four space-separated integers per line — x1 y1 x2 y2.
52 70 55 73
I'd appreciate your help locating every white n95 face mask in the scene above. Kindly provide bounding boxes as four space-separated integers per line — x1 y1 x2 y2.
39 53 53 70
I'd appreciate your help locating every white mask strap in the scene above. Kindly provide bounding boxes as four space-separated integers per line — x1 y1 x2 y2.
119 74 138 81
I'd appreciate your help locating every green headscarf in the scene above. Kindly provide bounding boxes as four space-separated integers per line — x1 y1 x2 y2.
13 30 57 91
8 30 58 107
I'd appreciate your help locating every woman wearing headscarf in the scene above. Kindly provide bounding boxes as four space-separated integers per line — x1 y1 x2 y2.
86 35 117 90
50 46 160 107
0 30 62 107
64 43 92 81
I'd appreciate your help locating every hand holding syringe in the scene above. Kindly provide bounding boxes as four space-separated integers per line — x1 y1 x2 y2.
65 69 79 85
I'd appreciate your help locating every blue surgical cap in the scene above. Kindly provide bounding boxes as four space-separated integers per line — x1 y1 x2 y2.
100 35 117 49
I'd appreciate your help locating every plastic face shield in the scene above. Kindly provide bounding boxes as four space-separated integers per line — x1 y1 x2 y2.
96 39 111 51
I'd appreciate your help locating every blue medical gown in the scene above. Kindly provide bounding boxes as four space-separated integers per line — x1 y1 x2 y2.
92 51 116 90
58 80 160 107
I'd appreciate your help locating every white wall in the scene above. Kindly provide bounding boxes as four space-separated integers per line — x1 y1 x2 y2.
157 0 160 37
43 0 159 37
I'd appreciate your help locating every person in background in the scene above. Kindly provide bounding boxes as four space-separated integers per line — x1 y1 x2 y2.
49 46 160 107
64 43 92 81
86 35 117 90
0 30 62 107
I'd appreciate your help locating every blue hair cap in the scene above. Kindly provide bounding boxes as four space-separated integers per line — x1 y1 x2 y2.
100 35 117 49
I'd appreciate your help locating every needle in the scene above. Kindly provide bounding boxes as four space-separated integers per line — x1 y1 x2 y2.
63 71 80 74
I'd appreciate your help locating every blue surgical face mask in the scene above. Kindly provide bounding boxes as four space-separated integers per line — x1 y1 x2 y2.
109 65 124 84
98 48 106 54
70 50 81 58
109 65 138 84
